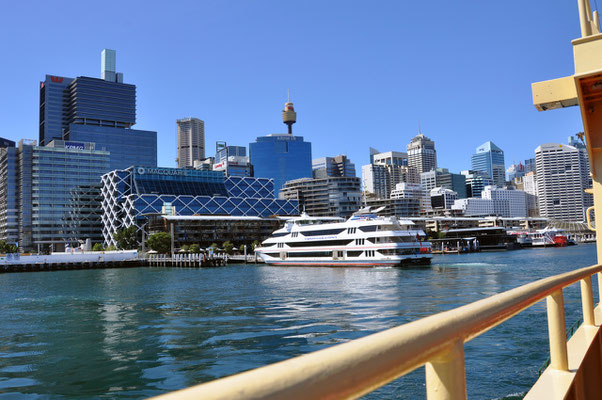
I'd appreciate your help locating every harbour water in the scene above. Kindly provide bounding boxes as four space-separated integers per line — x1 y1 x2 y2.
0 244 597 399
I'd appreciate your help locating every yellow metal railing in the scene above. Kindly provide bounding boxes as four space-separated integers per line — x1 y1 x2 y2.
150 264 602 400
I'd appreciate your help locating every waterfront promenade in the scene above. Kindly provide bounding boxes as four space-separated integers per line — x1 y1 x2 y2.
0 244 595 399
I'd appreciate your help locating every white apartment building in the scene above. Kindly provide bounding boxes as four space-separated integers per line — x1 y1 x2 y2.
390 182 423 199
451 198 494 216
481 185 527 218
535 143 591 221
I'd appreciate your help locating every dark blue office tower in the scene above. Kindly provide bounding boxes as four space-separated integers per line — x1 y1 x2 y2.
38 49 157 169
249 100 312 196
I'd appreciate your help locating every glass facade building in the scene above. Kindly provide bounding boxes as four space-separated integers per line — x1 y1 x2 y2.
471 141 506 187
15 140 110 251
68 125 156 170
214 145 253 177
249 134 312 196
39 51 157 170
101 167 299 247
312 155 356 179
0 140 18 244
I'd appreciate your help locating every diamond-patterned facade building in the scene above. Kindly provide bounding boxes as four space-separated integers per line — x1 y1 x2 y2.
101 166 298 246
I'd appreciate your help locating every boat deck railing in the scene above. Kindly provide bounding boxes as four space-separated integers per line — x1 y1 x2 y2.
150 263 602 400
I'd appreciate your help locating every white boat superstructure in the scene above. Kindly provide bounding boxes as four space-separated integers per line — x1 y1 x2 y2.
527 227 563 247
255 212 432 267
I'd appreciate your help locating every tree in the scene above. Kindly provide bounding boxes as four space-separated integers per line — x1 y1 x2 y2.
114 226 138 250
92 243 104 251
210 243 219 250
223 241 234 255
250 240 260 251
180 244 189 252
147 232 172 254
189 244 201 253
105 244 117 251
0 240 17 254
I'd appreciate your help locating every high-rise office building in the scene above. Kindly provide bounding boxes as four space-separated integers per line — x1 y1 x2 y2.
213 143 252 177
177 118 205 168
506 162 525 181
471 141 505 187
361 150 418 199
407 134 437 174
362 164 388 199
535 142 592 221
39 50 157 169
249 100 312 196
14 139 110 251
461 170 493 198
0 138 18 244
312 155 356 179
280 176 361 219
421 168 467 198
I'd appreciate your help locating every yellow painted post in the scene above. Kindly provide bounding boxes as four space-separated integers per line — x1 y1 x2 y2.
578 0 593 37
546 290 569 371
580 277 595 326
425 340 467 400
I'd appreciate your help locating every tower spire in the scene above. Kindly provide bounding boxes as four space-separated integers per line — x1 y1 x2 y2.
282 92 297 134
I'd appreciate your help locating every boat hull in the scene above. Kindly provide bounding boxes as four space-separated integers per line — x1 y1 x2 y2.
258 255 432 267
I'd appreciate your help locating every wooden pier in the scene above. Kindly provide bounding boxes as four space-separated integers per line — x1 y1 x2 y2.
0 259 143 273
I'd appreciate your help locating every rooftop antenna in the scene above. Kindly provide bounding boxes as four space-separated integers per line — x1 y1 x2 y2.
418 120 422 134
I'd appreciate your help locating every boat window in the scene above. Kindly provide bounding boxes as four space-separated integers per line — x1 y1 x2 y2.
271 232 289 238
359 225 377 232
262 253 280 257
355 238 365 245
301 228 346 236
346 251 362 257
369 236 415 243
379 248 417 255
288 239 353 247
377 224 400 231
287 251 332 258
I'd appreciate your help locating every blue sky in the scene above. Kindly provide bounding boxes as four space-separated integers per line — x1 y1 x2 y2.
0 0 587 173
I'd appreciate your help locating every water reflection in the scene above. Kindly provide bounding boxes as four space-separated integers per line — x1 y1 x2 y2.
0 244 597 399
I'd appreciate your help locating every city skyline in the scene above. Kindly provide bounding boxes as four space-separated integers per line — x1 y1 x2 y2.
0 1 585 174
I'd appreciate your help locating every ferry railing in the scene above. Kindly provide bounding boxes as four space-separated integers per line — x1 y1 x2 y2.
150 264 602 400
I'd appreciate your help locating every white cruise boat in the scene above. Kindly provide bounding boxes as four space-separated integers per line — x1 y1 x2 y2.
255 211 432 267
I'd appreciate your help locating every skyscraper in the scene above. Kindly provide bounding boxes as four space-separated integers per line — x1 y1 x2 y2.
407 134 437 174
471 141 505 187
421 168 467 199
461 170 493 198
312 155 356 179
177 118 205 168
214 143 252 177
39 49 157 169
535 142 592 221
249 100 312 196
16 139 110 251
361 150 418 199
